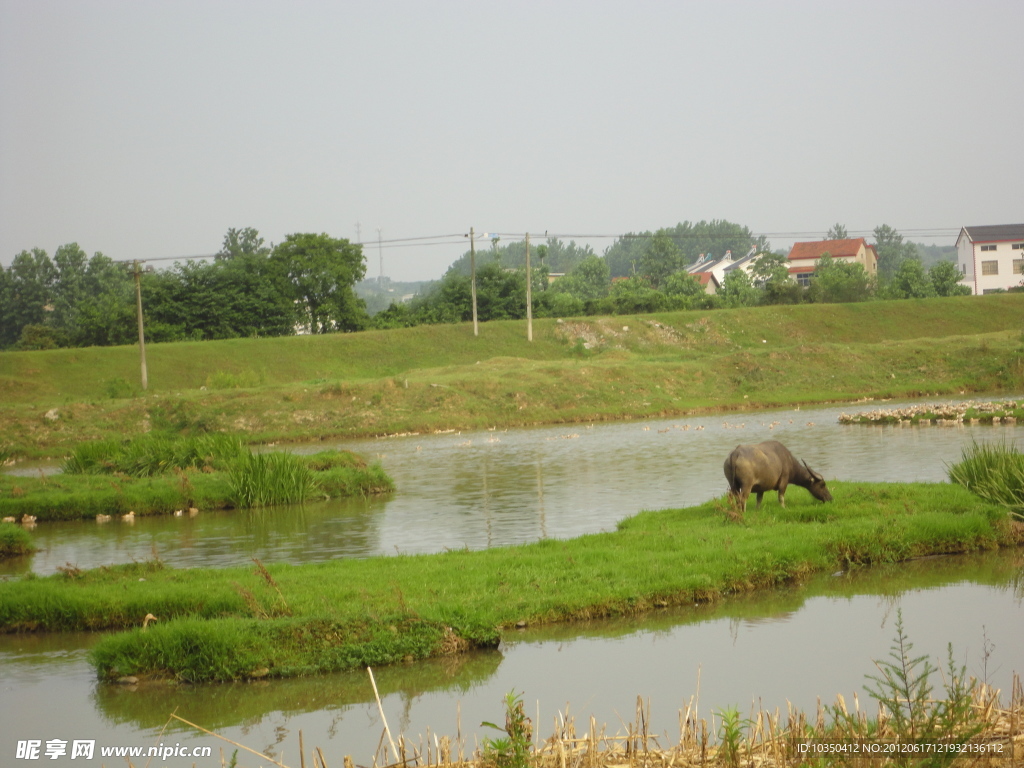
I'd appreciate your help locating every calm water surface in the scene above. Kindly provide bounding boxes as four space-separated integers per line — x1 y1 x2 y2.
0 551 1021 767
2 397 1022 766
5 396 1024 576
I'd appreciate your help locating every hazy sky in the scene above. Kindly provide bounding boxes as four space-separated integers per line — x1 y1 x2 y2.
2 0 1021 281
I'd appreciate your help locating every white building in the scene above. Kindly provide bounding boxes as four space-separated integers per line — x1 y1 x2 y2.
956 224 1024 294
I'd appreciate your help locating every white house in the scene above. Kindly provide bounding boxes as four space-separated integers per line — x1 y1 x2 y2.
955 224 1024 295
688 246 759 286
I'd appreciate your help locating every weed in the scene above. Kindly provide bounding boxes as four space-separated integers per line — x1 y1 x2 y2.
206 369 264 390
103 378 136 399
481 691 532 768
861 610 983 760
56 562 84 580
715 706 750 768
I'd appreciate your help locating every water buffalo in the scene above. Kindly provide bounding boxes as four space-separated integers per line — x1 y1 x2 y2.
723 440 831 513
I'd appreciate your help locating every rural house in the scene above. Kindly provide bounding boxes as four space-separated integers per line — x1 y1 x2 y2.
786 238 879 286
688 246 759 289
955 223 1024 295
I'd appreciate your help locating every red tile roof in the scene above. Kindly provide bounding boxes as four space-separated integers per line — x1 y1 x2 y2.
788 238 868 262
695 272 717 286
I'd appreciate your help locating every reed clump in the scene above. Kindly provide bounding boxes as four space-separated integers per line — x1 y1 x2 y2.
948 441 1024 520
227 452 318 508
0 437 392 522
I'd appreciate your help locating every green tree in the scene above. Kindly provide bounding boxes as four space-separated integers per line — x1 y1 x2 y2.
929 261 971 297
549 255 610 301
2 248 57 347
602 220 761 279
588 276 671 315
807 254 874 303
750 252 802 305
662 271 712 309
639 231 685 288
50 242 89 335
216 227 270 261
74 253 136 347
717 269 761 308
825 223 849 239
873 224 918 279
271 233 368 333
883 258 936 299
0 266 12 346
602 232 648 278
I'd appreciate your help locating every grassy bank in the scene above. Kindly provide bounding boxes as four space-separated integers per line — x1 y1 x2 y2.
0 523 35 558
0 481 1018 681
0 448 392 521
1 295 1023 459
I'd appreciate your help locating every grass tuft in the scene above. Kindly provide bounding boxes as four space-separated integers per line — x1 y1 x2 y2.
0 523 35 558
948 440 1024 519
227 452 320 508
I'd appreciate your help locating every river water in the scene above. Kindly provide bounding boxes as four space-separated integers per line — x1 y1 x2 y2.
1 398 1023 766
6 397 1024 576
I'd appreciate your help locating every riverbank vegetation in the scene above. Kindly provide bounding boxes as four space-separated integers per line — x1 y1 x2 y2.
0 481 1018 681
950 441 1024 520
0 435 392 521
334 666 1022 768
2 294 1023 459
0 523 35 558
1 223 972 353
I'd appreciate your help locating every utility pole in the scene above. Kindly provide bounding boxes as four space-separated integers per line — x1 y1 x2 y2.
133 260 148 391
525 232 533 342
469 227 479 337
377 228 383 284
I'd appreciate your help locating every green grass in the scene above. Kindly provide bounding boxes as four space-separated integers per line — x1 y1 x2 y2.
1 295 1023 458
0 448 392 521
0 481 1017 681
0 523 35 557
949 440 1024 519
227 451 319 507
61 433 247 476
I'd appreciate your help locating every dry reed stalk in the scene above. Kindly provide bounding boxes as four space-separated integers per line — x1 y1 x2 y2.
368 666 400 763
170 713 292 768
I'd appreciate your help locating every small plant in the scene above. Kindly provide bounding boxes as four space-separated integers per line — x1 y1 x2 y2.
715 706 752 767
103 378 136 399
481 691 532 768
56 562 84 579
863 610 984 758
206 369 264 390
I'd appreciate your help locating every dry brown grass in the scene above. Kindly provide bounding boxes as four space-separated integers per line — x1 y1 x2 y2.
165 675 1024 768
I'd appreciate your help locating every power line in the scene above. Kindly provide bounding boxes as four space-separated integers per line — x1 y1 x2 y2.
105 226 960 267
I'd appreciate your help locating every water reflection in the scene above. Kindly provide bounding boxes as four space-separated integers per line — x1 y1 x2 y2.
1 549 1020 766
5 395 1024 576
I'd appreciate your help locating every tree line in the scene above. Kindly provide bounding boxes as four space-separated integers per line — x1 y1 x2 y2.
376 221 971 328
1 220 974 351
0 229 366 350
